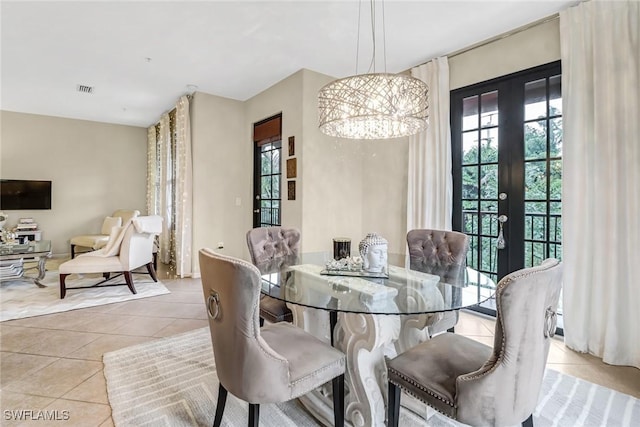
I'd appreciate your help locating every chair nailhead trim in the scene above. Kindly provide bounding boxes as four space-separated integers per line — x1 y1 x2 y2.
388 367 455 408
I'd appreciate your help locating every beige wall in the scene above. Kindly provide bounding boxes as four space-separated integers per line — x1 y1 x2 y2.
190 92 248 271
0 111 146 255
449 18 561 89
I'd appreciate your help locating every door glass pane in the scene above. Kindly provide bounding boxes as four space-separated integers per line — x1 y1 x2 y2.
550 160 562 199
480 201 498 235
273 175 280 198
480 236 496 272
462 95 479 131
549 75 562 116
525 78 547 121
462 201 478 234
524 120 547 160
550 118 563 157
525 161 547 199
480 128 498 162
261 151 272 174
462 166 478 199
272 150 280 173
462 131 478 164
480 91 498 128
261 176 271 199
480 165 498 199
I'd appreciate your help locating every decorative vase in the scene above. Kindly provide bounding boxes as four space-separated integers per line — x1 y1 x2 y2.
358 232 388 274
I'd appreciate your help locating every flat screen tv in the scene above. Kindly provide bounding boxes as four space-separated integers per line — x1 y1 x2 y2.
0 180 52 210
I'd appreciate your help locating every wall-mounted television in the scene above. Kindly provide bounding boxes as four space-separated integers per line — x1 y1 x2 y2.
0 180 52 210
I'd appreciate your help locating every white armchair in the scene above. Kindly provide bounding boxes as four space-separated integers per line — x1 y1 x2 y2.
59 215 162 299
69 209 140 258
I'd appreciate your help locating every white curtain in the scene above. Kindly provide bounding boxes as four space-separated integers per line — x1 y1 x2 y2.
146 126 159 217
146 95 193 277
174 96 193 277
560 0 640 368
157 113 172 265
407 57 453 232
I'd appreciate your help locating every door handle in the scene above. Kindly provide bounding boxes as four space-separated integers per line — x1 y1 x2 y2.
497 215 507 250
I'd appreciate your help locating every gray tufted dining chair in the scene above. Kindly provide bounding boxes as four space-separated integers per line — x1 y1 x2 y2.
406 229 470 335
199 248 345 427
387 258 563 427
246 226 300 326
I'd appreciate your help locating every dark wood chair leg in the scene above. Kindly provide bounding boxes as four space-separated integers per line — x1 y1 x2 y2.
447 327 455 333
124 271 137 294
59 273 69 299
388 381 401 427
70 244 76 259
522 414 534 427
248 403 259 427
259 317 265 327
213 384 227 427
103 272 111 280
146 262 158 282
332 374 345 427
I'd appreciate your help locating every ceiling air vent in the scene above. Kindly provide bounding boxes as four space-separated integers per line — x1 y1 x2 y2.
76 84 94 94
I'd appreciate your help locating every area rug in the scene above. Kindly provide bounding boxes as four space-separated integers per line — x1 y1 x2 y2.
0 271 170 322
104 327 640 427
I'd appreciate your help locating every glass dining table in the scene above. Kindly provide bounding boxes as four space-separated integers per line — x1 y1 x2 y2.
257 252 496 427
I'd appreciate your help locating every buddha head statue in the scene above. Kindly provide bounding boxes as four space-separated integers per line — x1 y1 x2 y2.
359 233 388 274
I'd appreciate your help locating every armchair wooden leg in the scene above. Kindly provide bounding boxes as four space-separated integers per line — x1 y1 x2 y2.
388 381 401 427
332 374 345 427
259 317 265 327
70 244 76 259
213 384 227 427
146 262 158 282
248 403 259 427
124 271 137 295
103 272 110 280
522 414 534 427
59 274 69 299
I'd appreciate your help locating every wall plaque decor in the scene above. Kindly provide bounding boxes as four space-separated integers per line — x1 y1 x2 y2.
288 136 295 156
286 158 297 178
287 180 296 200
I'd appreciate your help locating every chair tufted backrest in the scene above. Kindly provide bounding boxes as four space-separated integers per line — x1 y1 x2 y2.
246 227 301 265
406 229 469 282
455 258 563 426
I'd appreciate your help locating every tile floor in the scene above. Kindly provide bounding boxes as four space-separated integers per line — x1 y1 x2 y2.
1 264 638 426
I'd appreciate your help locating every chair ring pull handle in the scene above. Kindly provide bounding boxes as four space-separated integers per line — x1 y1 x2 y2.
544 307 557 338
207 291 220 320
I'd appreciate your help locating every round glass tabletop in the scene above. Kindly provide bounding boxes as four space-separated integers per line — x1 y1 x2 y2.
257 252 496 315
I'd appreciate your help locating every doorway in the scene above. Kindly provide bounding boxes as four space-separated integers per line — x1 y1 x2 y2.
253 114 283 228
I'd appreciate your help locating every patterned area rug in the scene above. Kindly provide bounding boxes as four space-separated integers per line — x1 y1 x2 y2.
0 271 170 321
104 327 640 427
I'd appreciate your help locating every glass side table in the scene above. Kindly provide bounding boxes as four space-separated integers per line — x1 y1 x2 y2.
0 240 52 287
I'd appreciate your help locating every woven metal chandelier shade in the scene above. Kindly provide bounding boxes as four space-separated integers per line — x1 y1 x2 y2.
318 73 429 139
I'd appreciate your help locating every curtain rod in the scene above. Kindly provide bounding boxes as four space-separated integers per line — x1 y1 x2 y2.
421 13 560 66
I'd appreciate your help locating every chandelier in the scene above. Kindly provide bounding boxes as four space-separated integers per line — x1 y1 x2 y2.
318 1 428 140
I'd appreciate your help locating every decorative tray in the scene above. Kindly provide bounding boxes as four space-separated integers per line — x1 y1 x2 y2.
319 256 389 279
319 269 389 279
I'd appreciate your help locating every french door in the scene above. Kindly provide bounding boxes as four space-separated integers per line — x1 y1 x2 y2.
451 61 562 316
253 114 282 228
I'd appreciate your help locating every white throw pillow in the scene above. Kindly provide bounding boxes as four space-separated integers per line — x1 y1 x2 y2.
101 216 123 235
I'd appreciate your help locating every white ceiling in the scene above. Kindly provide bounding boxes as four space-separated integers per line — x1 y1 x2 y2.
1 0 576 128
